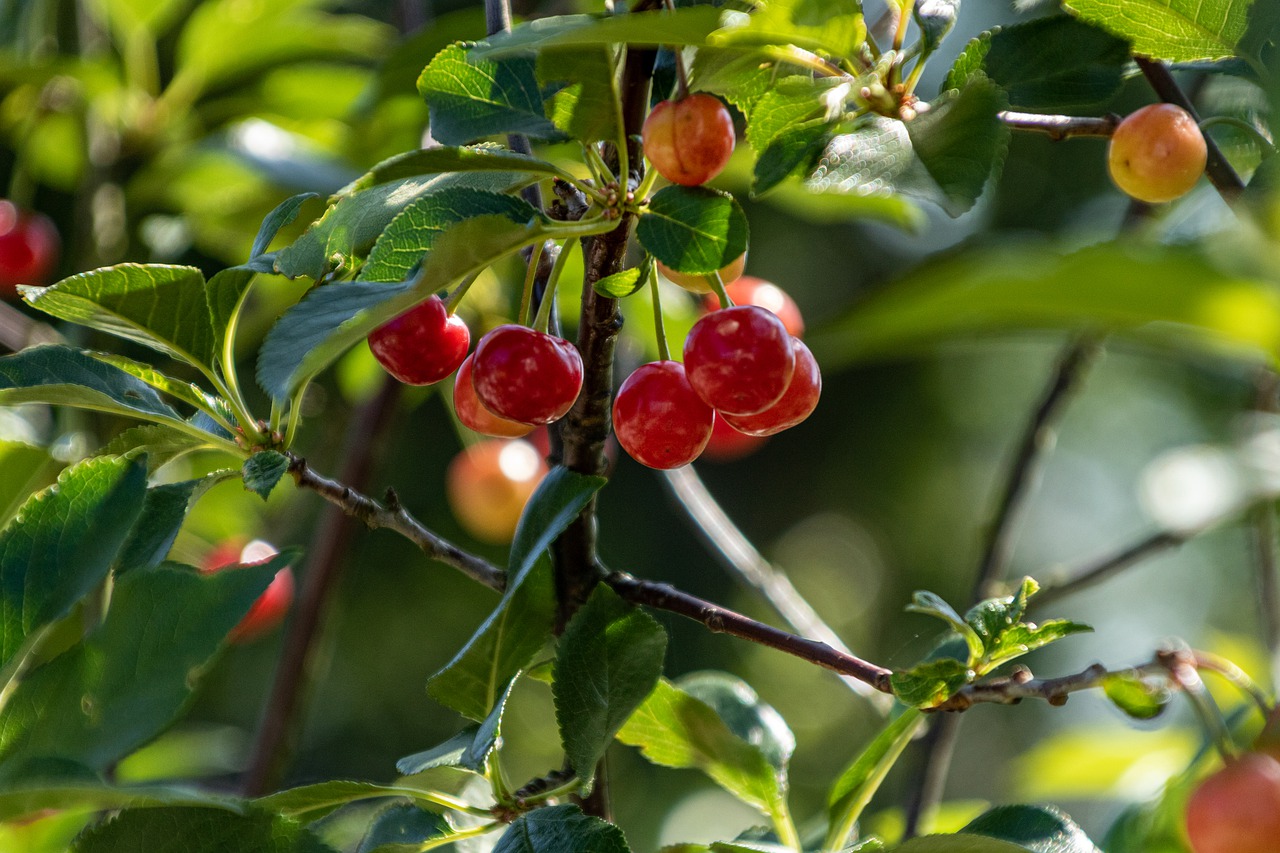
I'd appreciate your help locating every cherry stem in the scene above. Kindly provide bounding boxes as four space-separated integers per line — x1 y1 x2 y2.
647 260 670 361
1199 115 1278 157
1168 655 1237 764
533 238 577 334
444 271 483 315
707 269 734 309
518 240 545 327
661 0 692 100
1191 650 1274 718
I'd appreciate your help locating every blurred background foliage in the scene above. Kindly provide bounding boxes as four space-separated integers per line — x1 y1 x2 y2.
0 0 1278 851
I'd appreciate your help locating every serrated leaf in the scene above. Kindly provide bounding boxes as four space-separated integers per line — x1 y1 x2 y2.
403 678 514 774
745 82 831 153
1102 672 1172 719
359 803 449 853
711 0 865 58
1063 0 1254 61
359 188 538 284
593 268 645 298
554 584 667 780
0 558 291 775
753 119 832 197
965 578 1038 645
890 658 972 708
115 473 232 573
275 172 530 280
907 591 983 662
962 804 1101 852
540 47 622 145
0 779 242 823
418 43 563 146
205 265 258 370
71 806 337 853
91 353 234 426
21 265 217 371
341 147 569 198
261 214 558 404
471 7 727 58
945 32 992 91
637 187 749 275
906 77 1009 216
100 425 213 472
616 679 784 815
429 468 606 721
259 780 459 821
252 193 320 260
691 48 788 117
676 672 794 772
492 804 630 853
825 708 923 849
983 620 1093 670
893 836 1032 852
242 451 290 501
0 456 147 677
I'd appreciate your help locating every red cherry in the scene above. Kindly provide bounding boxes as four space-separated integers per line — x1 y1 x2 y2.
454 354 535 438
702 412 769 462
0 201 58 299
705 276 805 338
471 325 584 425
683 305 794 416
613 361 714 469
200 539 295 644
368 295 470 385
447 438 548 543
1185 753 1280 853
642 94 736 187
722 338 821 436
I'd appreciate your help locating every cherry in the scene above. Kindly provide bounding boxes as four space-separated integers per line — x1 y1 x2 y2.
722 338 821 436
657 253 746 295
454 353 535 438
642 94 736 187
1108 104 1207 204
1185 752 1280 853
447 438 547 543
471 325 584 425
200 539 295 644
613 361 714 469
368 295 470 385
705 276 805 338
0 201 58 299
702 412 769 462
683 305 794 416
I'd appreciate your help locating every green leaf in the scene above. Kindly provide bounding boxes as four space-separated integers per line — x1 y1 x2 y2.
341 147 570 198
115 474 231 573
398 679 516 775
261 214 553 404
275 172 531 280
471 7 727 58
593 268 645 299
966 17 1131 110
676 672 795 773
21 265 217 371
1102 672 1172 719
428 467 606 721
965 578 1037 646
359 803 449 853
890 658 972 708
962 804 1102 852
893 837 1031 852
1063 0 1255 61
242 451 290 501
810 241 1280 369
418 43 564 146
982 620 1093 670
0 779 241 823
0 456 147 676
259 781 459 821
72 806 337 853
637 187 750 275
0 557 291 774
554 584 667 780
712 0 865 58
692 48 787 118
252 193 320 260
825 708 923 850
492 804 630 853
540 47 622 145
360 188 539 284
906 591 983 662
944 33 992 92
905 76 1009 215
100 425 214 473
616 679 784 815
205 265 258 374
744 80 833 153
91 353 234 426
753 119 833 197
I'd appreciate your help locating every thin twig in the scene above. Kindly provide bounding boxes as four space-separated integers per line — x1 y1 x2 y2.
1032 530 1187 608
1135 58 1246 203
998 111 1119 140
661 466 893 709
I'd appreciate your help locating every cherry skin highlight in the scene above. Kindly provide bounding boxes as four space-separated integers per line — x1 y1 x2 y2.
454 354 535 438
1107 104 1207 204
446 438 548 543
683 305 794 416
200 539 295 644
722 338 821 436
613 361 715 469
0 201 59 299
368 295 470 385
642 94 736 187
706 276 806 338
472 325 584 425
657 253 746 295
1185 753 1280 853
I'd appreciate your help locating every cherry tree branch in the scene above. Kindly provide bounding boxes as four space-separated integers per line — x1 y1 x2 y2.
998 111 1120 140
1031 529 1187 607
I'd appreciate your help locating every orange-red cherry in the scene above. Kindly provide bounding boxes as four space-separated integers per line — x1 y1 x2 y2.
642 94 736 187
446 439 547 543
706 276 805 338
658 253 746 295
368 295 470 385
683 305 794 416
722 338 821 436
1185 753 1280 853
471 325 584 425
454 354 535 438
200 539 295 644
613 361 714 469
1107 104 1207 204
0 201 58 299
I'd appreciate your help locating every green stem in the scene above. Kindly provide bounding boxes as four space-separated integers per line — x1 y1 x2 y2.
516 776 584 807
584 144 615 188
414 822 503 852
533 238 577 334
822 709 924 852
518 241 545 327
1199 116 1278 157
634 166 661 203
771 800 803 853
487 751 513 805
707 270 734 309
444 271 483 314
648 261 670 361
283 386 308 450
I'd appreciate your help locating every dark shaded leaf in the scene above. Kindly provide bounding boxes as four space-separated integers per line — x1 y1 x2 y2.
418 43 563 146
72 806 336 853
242 451 290 501
637 186 749 274
492 804 629 853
